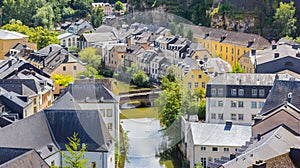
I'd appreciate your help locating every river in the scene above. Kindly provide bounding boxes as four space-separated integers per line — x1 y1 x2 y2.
121 118 170 168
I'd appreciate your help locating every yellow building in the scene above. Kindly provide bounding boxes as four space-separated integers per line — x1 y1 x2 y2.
183 69 210 91
173 58 210 92
185 24 270 68
0 29 37 60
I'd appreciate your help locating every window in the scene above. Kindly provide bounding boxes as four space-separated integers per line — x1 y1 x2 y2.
106 109 112 117
218 101 223 107
218 113 223 120
200 157 207 168
62 40 66 46
212 147 218 151
211 100 217 107
99 109 105 117
231 101 237 108
195 82 198 88
220 46 223 52
238 114 244 120
202 82 206 89
238 101 244 108
218 88 223 96
211 88 217 96
231 114 237 120
107 123 113 130
33 99 37 105
231 89 237 96
201 146 206 151
34 107 37 113
73 66 77 70
252 115 256 120
251 101 257 108
226 47 228 53
259 89 265 97
237 49 240 55
198 75 202 78
68 38 71 46
224 148 229 152
72 37 76 46
91 162 96 168
252 88 257 97
63 66 66 71
232 48 234 54
259 102 264 108
188 82 192 89
211 113 216 119
238 89 244 96
191 75 194 78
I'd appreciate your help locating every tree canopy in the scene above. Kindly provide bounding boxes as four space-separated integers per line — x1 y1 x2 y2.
53 74 74 87
231 63 245 73
78 48 102 69
115 1 124 11
132 70 151 87
273 1 297 38
91 7 104 28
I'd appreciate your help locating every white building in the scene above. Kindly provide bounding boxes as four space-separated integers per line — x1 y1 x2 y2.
186 121 251 168
57 33 79 49
205 73 292 125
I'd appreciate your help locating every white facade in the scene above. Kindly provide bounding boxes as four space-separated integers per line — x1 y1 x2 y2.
206 97 265 125
78 102 120 142
57 33 79 48
44 148 115 168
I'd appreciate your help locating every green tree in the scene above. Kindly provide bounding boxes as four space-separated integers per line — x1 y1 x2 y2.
165 66 176 83
169 22 177 35
132 70 151 87
156 76 182 128
125 63 138 76
78 48 102 69
91 7 104 28
72 0 94 18
177 23 185 37
231 63 245 73
62 132 89 168
1 20 59 49
53 74 74 87
77 65 101 79
195 162 204 168
33 4 55 29
115 1 124 11
273 1 297 38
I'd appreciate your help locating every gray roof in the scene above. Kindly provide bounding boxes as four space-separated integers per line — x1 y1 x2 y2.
47 91 82 110
0 30 28 40
0 147 31 165
57 33 74 40
205 58 232 74
184 24 270 49
0 109 113 159
64 82 118 103
252 43 300 65
190 122 251 146
0 79 39 96
82 32 117 43
189 42 206 51
260 80 300 115
222 126 300 168
208 73 292 85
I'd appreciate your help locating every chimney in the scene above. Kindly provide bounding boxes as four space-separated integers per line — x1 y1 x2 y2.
229 153 236 160
272 44 277 50
14 68 18 76
257 134 261 141
220 35 226 42
287 92 292 103
274 53 279 58
275 73 279 80
49 46 52 53
252 160 266 168
47 144 53 152
8 60 12 67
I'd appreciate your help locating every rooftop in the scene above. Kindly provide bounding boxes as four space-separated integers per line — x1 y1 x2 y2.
190 122 251 147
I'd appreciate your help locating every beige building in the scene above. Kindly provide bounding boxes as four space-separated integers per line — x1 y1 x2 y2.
108 45 127 69
0 29 37 60
186 121 251 168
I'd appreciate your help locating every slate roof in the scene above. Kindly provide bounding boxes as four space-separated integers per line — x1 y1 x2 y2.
252 43 300 65
57 33 74 40
47 91 82 110
81 32 117 43
190 122 251 146
0 109 113 159
222 125 300 168
208 73 292 85
0 117 13 128
0 148 49 168
260 80 300 115
0 30 28 40
63 82 118 103
184 24 270 49
204 58 232 75
0 79 38 96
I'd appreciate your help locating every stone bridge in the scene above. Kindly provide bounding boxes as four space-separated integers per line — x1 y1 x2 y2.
118 89 162 107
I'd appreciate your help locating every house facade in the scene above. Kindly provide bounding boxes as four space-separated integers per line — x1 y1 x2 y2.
205 73 292 125
57 33 79 49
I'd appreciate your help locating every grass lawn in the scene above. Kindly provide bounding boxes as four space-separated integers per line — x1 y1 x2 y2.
116 80 152 93
120 107 159 119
